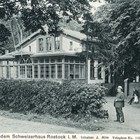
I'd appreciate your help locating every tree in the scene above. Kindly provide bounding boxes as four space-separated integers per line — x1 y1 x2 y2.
0 0 101 52
0 0 100 34
0 23 11 53
92 0 140 82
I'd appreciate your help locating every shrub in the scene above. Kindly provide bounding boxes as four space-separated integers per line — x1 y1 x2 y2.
0 79 107 121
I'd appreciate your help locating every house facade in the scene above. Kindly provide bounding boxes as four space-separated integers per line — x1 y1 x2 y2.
0 28 111 84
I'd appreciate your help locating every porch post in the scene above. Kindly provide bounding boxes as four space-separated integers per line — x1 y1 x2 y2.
136 76 139 82
87 59 90 84
62 57 65 79
94 60 98 80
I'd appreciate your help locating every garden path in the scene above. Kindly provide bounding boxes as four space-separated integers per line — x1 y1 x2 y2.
98 97 140 134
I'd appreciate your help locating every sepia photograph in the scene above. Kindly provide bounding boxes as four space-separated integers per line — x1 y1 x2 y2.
0 0 140 137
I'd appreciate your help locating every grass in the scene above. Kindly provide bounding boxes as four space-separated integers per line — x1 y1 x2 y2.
0 109 105 132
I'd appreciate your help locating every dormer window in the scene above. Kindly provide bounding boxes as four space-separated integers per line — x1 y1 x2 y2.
29 46 31 52
46 37 52 51
38 38 44 52
55 37 60 50
69 41 73 50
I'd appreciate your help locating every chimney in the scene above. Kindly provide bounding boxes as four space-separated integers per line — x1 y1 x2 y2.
5 50 9 54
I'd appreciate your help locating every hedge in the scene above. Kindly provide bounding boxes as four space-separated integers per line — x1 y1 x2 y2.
0 79 107 121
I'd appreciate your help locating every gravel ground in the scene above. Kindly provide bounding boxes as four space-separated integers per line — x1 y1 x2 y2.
98 97 140 134
0 97 140 134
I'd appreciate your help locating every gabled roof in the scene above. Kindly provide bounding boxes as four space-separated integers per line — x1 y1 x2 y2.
15 28 98 49
15 29 41 49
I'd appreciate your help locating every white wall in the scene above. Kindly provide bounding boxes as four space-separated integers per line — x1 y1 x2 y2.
22 39 37 54
19 34 83 55
61 36 82 53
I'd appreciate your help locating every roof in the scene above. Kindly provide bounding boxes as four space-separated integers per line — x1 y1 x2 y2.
0 50 78 60
0 52 14 60
0 50 33 60
62 28 98 42
12 50 33 56
15 29 41 49
15 28 98 49
62 28 86 40
0 27 98 60
31 52 77 57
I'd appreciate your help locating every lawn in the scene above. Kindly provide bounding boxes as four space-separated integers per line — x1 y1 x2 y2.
0 109 105 132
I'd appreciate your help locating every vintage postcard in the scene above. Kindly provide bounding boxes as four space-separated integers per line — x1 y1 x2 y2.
0 0 140 139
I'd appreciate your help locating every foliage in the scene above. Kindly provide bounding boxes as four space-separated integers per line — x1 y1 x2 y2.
0 0 99 34
91 0 140 82
0 79 107 121
108 0 140 80
0 23 11 53
0 0 101 52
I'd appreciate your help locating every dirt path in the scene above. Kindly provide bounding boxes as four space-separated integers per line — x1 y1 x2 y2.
98 97 140 134
0 115 87 133
0 97 140 134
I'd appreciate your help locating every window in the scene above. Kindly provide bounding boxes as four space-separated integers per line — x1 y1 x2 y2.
34 65 38 78
70 64 74 79
55 37 60 50
105 70 109 83
45 58 49 63
20 66 25 78
16 66 18 78
27 65 32 78
6 66 10 78
80 65 85 79
46 38 52 51
57 64 62 78
39 58 44 63
75 65 79 79
40 65 44 78
98 66 102 79
45 65 49 78
33 58 38 63
29 46 31 52
65 57 69 62
50 58 55 63
70 58 74 63
75 58 79 63
51 64 55 78
26 58 32 63
65 64 69 79
90 61 94 79
20 58 25 64
38 38 44 52
69 41 73 50
56 57 62 62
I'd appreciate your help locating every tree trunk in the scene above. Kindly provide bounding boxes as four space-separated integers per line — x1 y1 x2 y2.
9 20 16 50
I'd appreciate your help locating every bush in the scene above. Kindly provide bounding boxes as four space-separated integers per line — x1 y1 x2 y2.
0 79 107 121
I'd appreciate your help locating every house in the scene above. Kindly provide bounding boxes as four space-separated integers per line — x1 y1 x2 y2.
0 28 112 84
